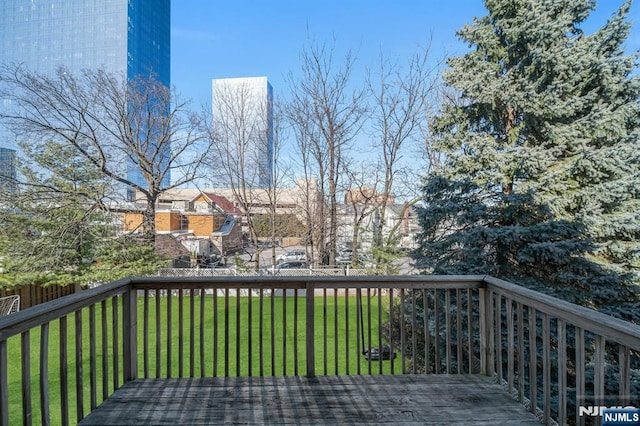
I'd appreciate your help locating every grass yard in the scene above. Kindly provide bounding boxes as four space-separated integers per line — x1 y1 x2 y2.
6 292 401 425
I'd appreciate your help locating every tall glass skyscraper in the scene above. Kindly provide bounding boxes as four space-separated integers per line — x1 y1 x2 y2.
0 0 171 193
212 77 274 189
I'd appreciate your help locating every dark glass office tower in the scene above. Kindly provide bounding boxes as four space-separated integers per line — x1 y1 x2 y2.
0 0 171 192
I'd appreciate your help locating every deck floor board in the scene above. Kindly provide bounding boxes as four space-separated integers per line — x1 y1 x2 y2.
79 374 542 425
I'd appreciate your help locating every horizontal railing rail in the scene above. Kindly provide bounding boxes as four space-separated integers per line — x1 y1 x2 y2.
485 277 640 348
0 275 638 426
157 267 371 277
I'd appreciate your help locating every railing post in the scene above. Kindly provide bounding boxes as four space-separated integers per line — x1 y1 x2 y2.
594 335 605 421
619 344 631 405
123 288 138 382
478 286 490 376
305 282 315 378
22 330 32 425
0 339 7 426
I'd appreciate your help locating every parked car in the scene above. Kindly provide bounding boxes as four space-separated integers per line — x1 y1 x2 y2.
276 249 307 264
204 253 224 268
275 261 309 270
336 251 374 268
257 239 279 249
264 261 310 276
336 249 353 262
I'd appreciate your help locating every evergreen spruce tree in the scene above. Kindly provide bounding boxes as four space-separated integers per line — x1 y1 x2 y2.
414 0 640 319
0 140 164 287
0 141 110 275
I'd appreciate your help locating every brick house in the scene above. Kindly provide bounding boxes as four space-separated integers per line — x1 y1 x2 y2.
121 191 244 256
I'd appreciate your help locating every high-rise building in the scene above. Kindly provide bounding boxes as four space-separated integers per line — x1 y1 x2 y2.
212 77 274 189
0 147 16 193
0 0 171 195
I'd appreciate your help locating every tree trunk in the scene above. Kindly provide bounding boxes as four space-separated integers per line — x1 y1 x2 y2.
142 199 156 244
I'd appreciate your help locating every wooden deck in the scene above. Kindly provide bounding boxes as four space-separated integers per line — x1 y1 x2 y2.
6 276 638 425
78 374 541 425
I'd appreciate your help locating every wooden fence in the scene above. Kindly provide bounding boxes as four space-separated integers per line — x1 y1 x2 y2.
0 284 79 310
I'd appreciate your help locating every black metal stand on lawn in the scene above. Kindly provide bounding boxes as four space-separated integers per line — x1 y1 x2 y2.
359 289 397 361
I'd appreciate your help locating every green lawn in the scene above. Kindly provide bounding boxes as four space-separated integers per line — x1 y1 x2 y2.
6 293 401 425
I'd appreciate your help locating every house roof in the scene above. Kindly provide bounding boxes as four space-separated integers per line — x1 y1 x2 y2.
155 234 190 259
199 192 243 215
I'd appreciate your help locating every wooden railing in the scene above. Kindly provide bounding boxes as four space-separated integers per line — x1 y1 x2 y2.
483 277 640 425
0 275 638 426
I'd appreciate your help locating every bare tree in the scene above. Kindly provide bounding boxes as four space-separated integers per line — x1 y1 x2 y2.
287 40 367 265
260 101 293 268
208 78 273 249
0 65 209 243
342 161 381 265
287 95 325 265
366 46 440 261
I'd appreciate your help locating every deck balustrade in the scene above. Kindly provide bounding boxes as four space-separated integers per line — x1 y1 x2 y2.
0 275 638 425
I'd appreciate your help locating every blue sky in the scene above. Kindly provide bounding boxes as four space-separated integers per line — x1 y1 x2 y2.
170 1 639 105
